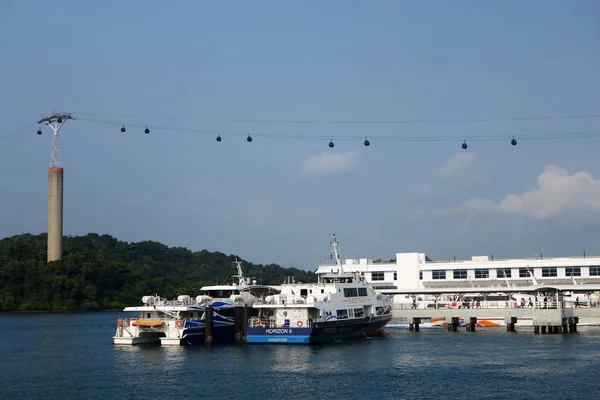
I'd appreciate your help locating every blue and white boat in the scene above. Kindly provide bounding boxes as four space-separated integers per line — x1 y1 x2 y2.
114 259 280 346
113 296 236 346
246 235 393 344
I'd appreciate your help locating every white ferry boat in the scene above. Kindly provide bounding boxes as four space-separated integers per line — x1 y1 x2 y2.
246 235 393 344
113 260 280 346
113 294 234 346
314 244 600 326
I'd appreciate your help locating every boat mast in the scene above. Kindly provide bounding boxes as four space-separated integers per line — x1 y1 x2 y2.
232 258 247 286
331 234 344 274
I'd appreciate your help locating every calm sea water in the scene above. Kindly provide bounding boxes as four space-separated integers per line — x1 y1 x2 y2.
1 312 599 399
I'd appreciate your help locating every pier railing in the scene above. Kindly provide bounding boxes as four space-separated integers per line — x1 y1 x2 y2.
392 300 596 311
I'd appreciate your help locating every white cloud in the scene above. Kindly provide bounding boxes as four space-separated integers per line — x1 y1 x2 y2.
437 152 477 180
434 165 600 219
405 151 483 196
300 151 360 175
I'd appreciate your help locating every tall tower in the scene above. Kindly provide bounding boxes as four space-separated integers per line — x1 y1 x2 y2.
38 112 74 262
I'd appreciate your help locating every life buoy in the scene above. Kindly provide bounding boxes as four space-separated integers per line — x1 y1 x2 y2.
176 320 184 328
297 321 303 327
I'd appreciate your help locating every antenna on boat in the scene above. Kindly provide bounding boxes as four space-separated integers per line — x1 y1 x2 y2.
331 234 344 274
232 257 247 286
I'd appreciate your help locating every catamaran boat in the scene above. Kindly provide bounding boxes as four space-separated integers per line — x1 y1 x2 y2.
113 295 236 346
314 242 600 327
246 235 393 344
113 260 280 346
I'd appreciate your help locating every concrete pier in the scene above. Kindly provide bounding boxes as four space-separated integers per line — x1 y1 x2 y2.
393 298 599 334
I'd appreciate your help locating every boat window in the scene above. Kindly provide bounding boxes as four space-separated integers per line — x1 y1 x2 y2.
474 269 489 279
344 288 358 297
497 268 511 278
358 288 367 297
205 290 235 298
336 309 349 319
590 266 600 276
393 272 397 280
371 271 385 281
432 270 446 280
566 267 581 277
300 289 308 297
542 267 557 277
453 270 467 279
419 271 422 280
354 308 365 318
321 289 325 294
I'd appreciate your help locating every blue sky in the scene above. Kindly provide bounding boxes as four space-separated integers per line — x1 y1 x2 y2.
2 0 600 269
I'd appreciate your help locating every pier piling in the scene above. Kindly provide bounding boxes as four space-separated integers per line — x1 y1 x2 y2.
205 305 214 345
234 306 244 343
409 317 421 332
447 317 459 332
467 317 477 332
568 317 578 332
506 316 517 332
243 305 250 343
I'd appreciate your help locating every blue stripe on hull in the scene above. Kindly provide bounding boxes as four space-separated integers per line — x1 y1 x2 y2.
247 316 392 344
181 324 235 345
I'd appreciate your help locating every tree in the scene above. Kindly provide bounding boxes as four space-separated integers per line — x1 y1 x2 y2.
0 233 317 312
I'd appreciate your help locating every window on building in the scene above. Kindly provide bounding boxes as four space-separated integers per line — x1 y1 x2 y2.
336 309 348 319
519 268 530 278
475 269 489 279
358 288 367 296
497 268 511 278
343 288 358 297
589 266 600 276
432 270 446 280
371 271 384 281
453 270 467 279
565 267 581 277
542 267 557 277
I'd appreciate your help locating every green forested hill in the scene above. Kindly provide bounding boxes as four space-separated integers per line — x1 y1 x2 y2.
0 233 317 312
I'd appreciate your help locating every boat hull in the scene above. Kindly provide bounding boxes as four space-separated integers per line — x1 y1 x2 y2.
180 321 235 345
247 315 392 344
113 335 161 345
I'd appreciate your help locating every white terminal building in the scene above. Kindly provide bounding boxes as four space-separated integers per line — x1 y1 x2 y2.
315 251 600 295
